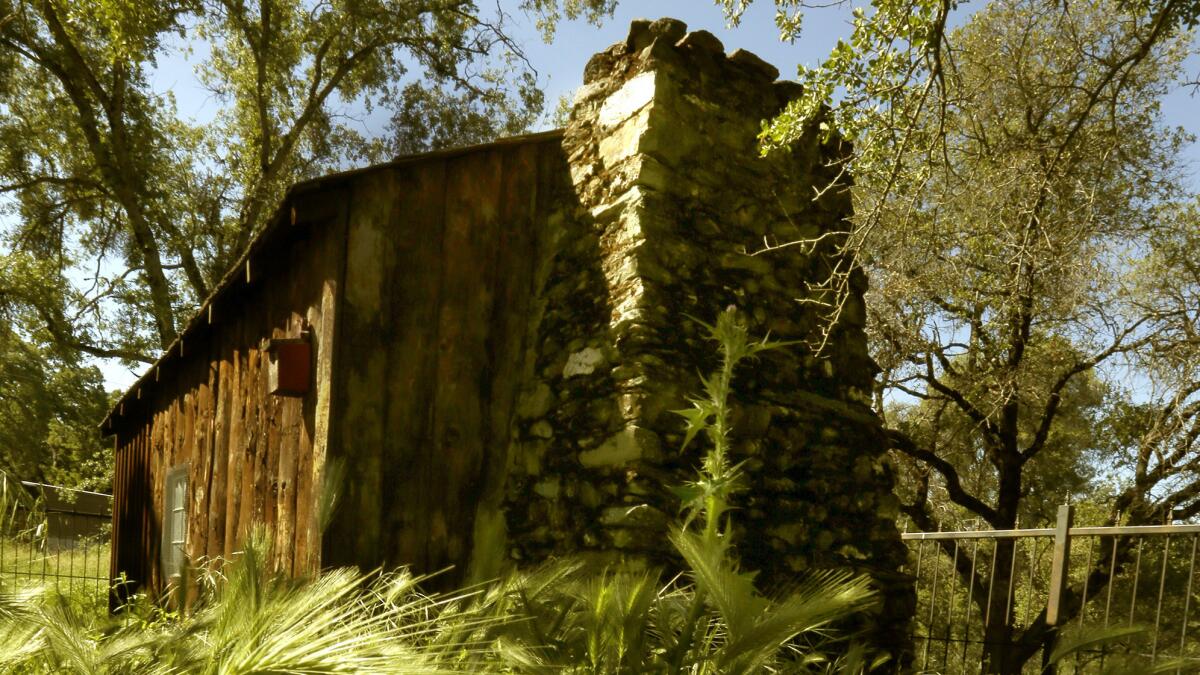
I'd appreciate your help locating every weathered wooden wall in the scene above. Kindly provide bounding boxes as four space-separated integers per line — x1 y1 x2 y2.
110 132 569 598
323 134 567 589
109 188 345 599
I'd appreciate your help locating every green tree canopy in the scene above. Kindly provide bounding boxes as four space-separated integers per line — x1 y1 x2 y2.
0 322 112 490
0 0 614 363
0 0 613 487
719 0 1198 531
719 0 1197 667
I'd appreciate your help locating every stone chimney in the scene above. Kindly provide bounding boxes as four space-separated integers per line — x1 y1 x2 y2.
490 17 913 655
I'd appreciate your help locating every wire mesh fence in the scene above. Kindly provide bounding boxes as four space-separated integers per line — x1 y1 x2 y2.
903 505 1200 674
1 473 111 603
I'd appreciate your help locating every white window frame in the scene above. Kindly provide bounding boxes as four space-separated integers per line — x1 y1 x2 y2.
161 463 190 579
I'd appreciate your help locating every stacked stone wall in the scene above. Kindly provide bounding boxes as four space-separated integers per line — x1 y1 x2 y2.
496 17 914 654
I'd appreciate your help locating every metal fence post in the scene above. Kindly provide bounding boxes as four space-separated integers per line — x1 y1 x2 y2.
1042 503 1074 673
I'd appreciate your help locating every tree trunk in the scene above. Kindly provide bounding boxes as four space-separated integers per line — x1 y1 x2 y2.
980 537 1019 674
981 460 1024 673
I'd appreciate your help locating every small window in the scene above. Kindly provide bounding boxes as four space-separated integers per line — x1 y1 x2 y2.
162 464 189 578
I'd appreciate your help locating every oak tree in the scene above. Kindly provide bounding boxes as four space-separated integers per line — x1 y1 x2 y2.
720 0 1198 668
0 0 613 363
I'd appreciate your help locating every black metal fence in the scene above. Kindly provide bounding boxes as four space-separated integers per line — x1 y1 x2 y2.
1 473 111 601
904 504 1200 674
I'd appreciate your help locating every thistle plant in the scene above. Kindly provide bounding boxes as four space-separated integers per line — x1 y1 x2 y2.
674 307 791 545
450 308 884 674
664 307 881 674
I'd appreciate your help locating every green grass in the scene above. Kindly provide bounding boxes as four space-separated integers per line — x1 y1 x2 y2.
1 534 110 610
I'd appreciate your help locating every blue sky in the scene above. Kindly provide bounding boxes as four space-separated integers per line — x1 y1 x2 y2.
149 2 860 137
98 0 1198 390
149 0 1198 149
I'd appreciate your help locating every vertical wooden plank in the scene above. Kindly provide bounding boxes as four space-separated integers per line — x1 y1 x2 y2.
378 160 447 575
146 409 159 593
324 170 395 570
239 347 262 545
145 422 155 586
273 309 302 574
137 427 151 591
294 308 317 573
190 351 213 565
152 399 174 592
224 342 246 558
235 317 259 553
293 295 319 573
109 436 127 609
128 430 142 587
292 381 314 575
426 150 504 584
116 433 131 595
465 142 542 582
124 431 142 593
303 203 347 575
261 374 281 568
259 261 283 564
178 386 192 471
208 353 231 562
274 395 300 575
126 431 139 591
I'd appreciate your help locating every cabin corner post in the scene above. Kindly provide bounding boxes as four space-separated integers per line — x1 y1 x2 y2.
502 17 914 654
109 433 126 613
109 427 152 611
302 194 350 576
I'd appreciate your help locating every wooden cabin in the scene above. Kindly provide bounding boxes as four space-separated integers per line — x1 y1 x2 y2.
103 130 571 596
103 20 912 641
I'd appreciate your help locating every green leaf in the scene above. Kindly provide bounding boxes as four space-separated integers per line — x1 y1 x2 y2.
673 406 711 451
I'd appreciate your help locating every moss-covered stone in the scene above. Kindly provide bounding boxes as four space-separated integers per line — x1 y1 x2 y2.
492 16 914 664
